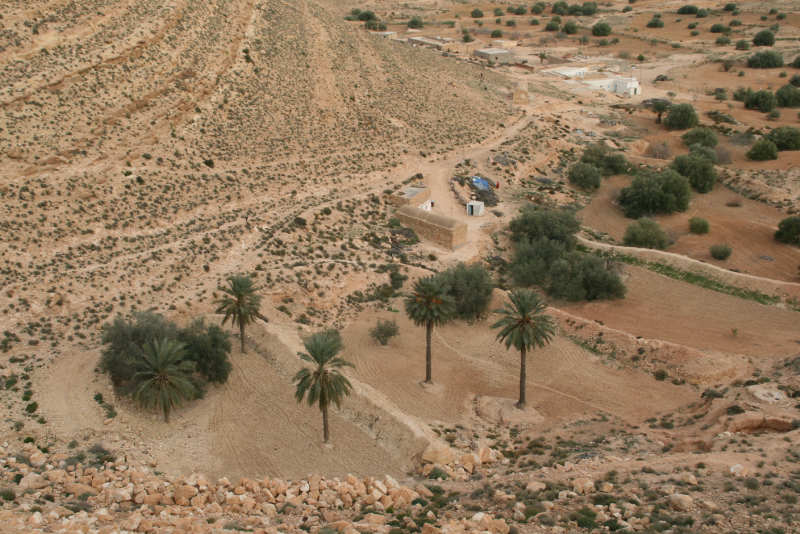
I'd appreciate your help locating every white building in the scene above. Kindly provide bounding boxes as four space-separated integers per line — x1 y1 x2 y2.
581 75 641 96
466 201 485 216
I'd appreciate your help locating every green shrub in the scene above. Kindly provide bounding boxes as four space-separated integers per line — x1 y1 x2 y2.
677 5 698 14
710 243 733 260
669 154 717 193
776 84 800 107
681 128 717 148
690 30 699 36
546 253 626 301
647 18 664 28
654 369 668 381
515 6 527 15
437 263 494 319
623 218 670 250
664 103 699 129
765 126 800 150
471 8 484 18
592 22 612 36
428 467 448 480
735 39 750 50
369 319 400 346
793 56 800 69
744 90 777 112
695 8 708 17
579 144 629 176
509 208 580 248
752 30 775 46
176 318 233 384
689 217 709 234
730 19 742 26
511 238 568 287
617 169 691 218
687 22 697 29
767 109 781 121
710 23 727 33
689 144 717 164
716 36 731 46
723 3 736 10
790 74 800 87
407 16 423 29
1 490 15 501
745 140 778 161
568 162 603 189
775 216 800 245
544 21 560 31
747 50 783 68
491 29 503 38
563 21 578 34
530 18 540 25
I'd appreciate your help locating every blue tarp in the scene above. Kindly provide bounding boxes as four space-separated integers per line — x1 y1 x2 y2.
471 176 491 191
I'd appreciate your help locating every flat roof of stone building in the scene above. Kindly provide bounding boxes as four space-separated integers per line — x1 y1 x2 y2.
397 205 465 230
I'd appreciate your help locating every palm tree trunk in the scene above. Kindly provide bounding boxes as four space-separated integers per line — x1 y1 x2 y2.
425 322 433 384
240 321 246 353
322 404 330 443
517 345 527 409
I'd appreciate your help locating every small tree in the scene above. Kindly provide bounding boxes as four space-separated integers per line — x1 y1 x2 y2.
508 208 581 247
177 318 233 385
491 290 554 408
544 21 560 31
681 127 717 148
369 319 400 346
408 16 423 29
689 217 709 234
775 216 800 245
563 21 578 34
677 5 698 14
568 162 603 190
623 218 670 249
669 154 717 193
293 330 353 443
491 29 503 38
214 274 264 353
650 100 670 124
471 8 484 18
710 243 733 260
744 90 777 112
776 84 800 108
438 263 494 320
752 29 775 47
747 50 784 68
592 22 611 36
745 140 778 161
664 103 699 129
580 144 629 175
132 339 199 423
617 170 691 218
765 126 800 150
646 18 665 28
404 276 455 384
735 39 750 50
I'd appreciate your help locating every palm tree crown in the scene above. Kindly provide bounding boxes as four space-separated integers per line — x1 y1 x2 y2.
214 274 263 353
132 338 198 423
293 330 354 443
404 276 455 384
491 289 555 408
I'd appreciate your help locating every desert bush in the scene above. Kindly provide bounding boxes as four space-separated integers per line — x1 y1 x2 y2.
408 16 423 28
695 8 708 17
647 18 664 28
617 169 691 218
710 243 733 260
690 30 699 37
545 21 560 31
735 39 750 50
471 8 484 18
580 144 629 176
775 216 800 245
730 19 742 26
530 18 540 25
681 128 718 148
599 38 609 46
669 154 717 193
509 208 581 247
689 144 717 164
767 109 781 121
687 22 697 29
710 23 727 33
747 50 783 69
568 162 603 189
765 126 800 150
176 318 232 384
676 5 698 14
369 319 400 346
437 263 494 319
744 90 777 112
793 56 800 69
491 29 503 38
623 218 670 249
723 3 736 10
752 30 775 47
776 84 800 108
745 140 778 161
511 238 568 287
689 217 709 234
716 36 731 46
790 75 800 87
664 103 699 129
506 19 517 27
592 22 612 36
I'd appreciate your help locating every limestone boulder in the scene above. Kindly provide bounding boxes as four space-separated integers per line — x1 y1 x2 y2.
668 494 693 512
571 478 595 494
422 447 454 465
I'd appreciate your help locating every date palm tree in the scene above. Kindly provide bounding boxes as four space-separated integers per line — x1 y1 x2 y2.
404 276 455 384
214 274 263 353
132 339 198 423
293 330 354 443
491 289 554 408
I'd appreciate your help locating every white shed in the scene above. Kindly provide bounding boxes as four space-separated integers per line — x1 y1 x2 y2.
467 201 485 216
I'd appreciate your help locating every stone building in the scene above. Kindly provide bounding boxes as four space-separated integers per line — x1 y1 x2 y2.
386 185 432 211
396 205 467 251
